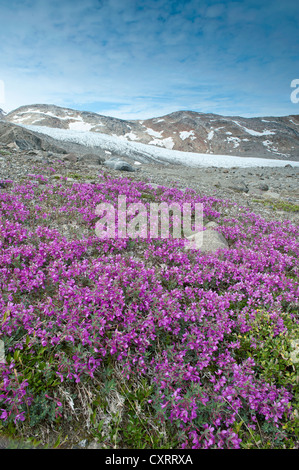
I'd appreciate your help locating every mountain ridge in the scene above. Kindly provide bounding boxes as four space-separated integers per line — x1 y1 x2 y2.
3 104 299 161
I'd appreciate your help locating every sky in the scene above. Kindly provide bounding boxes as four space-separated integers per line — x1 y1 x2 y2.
0 0 298 119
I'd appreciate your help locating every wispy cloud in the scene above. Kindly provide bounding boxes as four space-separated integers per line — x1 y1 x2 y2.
0 0 298 118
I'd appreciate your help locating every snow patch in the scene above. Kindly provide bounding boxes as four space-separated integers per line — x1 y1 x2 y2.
232 120 275 136
124 132 139 141
262 140 290 158
146 128 163 138
43 111 78 120
179 130 195 140
243 127 275 137
162 137 175 149
69 121 93 131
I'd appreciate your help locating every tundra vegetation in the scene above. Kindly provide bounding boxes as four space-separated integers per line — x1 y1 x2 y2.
0 168 298 449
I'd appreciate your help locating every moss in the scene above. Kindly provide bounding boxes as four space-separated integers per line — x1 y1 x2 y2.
252 199 299 212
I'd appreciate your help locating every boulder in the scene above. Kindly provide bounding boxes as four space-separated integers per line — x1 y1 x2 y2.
62 153 78 163
228 179 249 193
290 339 299 364
205 221 219 229
104 159 135 172
185 228 228 253
0 340 5 364
258 183 269 191
15 139 32 150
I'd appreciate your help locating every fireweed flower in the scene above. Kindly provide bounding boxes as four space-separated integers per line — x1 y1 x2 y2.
0 175 297 448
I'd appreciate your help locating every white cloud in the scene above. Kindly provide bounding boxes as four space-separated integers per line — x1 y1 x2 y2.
0 0 298 118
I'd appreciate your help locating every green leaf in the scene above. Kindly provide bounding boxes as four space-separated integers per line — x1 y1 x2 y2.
14 350 20 361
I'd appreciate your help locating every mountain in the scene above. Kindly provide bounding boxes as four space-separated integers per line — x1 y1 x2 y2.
0 108 6 118
4 104 299 161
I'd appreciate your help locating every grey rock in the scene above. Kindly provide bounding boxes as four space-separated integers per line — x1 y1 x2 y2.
103 160 119 169
114 161 135 172
258 183 269 191
205 221 219 229
0 121 67 154
15 139 33 150
185 229 229 253
0 340 5 364
104 159 135 172
62 153 78 163
228 180 249 193
290 339 299 364
26 150 41 156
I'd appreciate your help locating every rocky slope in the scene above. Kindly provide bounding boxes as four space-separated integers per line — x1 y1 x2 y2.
0 138 298 227
0 121 69 154
5 104 299 161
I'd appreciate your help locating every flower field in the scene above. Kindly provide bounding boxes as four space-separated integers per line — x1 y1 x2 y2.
0 171 298 449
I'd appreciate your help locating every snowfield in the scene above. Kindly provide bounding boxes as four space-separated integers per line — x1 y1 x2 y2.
23 124 299 168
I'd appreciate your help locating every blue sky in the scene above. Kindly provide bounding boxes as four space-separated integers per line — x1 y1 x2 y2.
0 0 298 119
